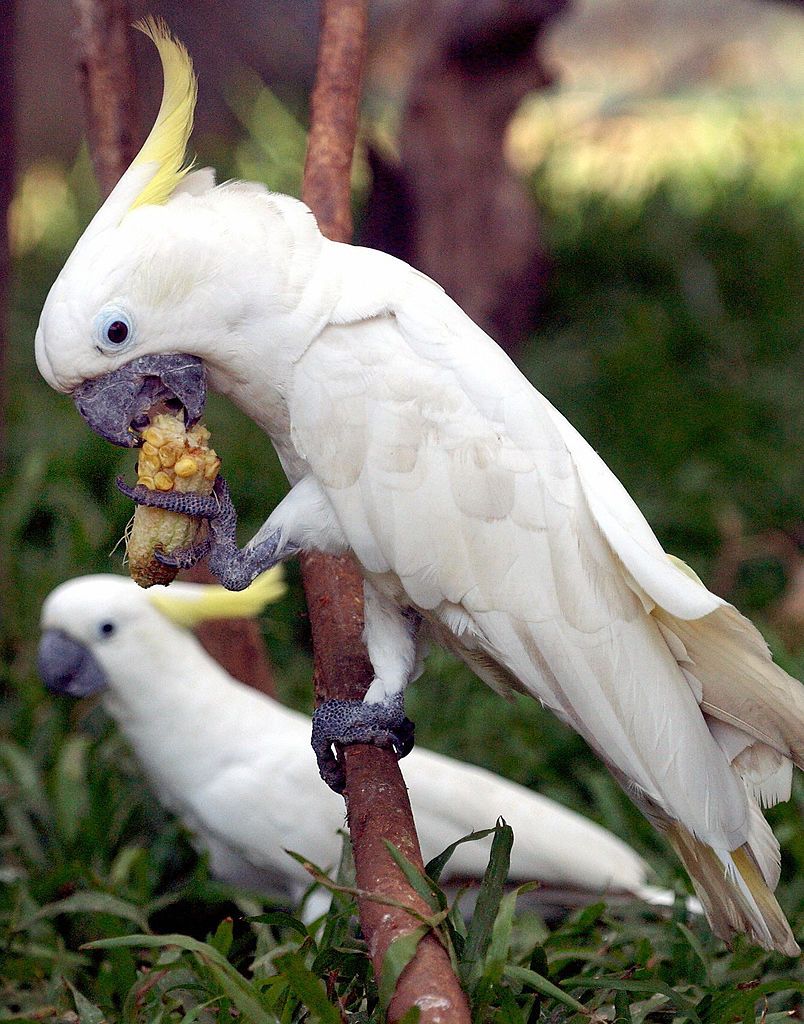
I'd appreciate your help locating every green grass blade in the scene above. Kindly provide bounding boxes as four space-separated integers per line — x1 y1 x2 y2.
66 981 106 1024
424 826 498 884
85 934 276 1024
461 819 514 989
378 924 429 1012
26 892 150 932
273 952 341 1024
503 964 588 1015
383 840 442 912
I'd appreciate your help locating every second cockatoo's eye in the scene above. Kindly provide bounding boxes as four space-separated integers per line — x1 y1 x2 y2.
98 621 117 638
95 305 135 352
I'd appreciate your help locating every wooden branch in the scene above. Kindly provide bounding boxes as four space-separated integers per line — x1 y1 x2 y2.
70 0 277 698
301 2 470 1021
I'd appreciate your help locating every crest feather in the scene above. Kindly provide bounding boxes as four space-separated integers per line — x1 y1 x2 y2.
130 17 197 210
147 568 286 629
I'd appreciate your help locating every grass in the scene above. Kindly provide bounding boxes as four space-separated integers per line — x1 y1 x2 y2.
1 151 802 1019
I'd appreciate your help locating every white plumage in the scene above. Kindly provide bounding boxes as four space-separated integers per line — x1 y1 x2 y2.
39 574 673 912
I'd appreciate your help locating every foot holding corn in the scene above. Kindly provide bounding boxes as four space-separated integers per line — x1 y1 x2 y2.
118 419 286 592
124 413 220 588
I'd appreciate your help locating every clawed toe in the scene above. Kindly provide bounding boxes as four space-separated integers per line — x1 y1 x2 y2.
116 475 221 518
311 694 415 792
153 534 212 569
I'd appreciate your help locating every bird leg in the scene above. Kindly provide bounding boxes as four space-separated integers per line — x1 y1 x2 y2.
312 693 415 792
311 582 423 791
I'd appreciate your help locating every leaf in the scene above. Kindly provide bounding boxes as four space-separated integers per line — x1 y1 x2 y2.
84 934 276 1024
383 841 442 912
66 981 106 1024
560 976 700 1021
53 735 90 845
378 925 429 1012
25 892 150 932
613 991 632 1023
0 740 51 820
503 965 588 1015
461 819 514 988
208 917 234 957
424 826 498 884
485 881 540 987
273 952 341 1024
250 911 311 943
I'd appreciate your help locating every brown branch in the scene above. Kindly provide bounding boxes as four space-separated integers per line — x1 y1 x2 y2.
70 0 277 696
301 2 470 1021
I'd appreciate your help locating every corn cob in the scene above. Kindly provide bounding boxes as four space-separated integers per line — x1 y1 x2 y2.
126 412 220 588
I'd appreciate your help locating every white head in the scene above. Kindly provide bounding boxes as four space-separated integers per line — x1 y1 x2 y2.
37 569 285 699
35 19 326 447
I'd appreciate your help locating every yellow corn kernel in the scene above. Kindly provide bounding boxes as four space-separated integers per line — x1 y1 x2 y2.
154 471 174 491
125 411 220 588
143 426 168 448
174 456 199 478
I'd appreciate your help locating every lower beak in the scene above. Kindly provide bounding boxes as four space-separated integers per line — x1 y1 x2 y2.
72 353 207 447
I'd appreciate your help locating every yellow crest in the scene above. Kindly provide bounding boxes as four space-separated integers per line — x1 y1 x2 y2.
148 568 287 629
129 17 197 211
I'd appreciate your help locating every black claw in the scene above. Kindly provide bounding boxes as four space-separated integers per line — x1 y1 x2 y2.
153 533 212 570
311 694 415 793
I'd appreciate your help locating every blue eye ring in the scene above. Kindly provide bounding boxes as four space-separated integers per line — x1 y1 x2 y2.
98 621 116 638
95 305 135 352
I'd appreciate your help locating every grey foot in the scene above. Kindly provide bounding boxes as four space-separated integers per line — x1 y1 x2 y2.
116 475 283 590
311 693 415 793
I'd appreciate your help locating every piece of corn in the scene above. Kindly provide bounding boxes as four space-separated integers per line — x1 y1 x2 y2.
126 412 221 588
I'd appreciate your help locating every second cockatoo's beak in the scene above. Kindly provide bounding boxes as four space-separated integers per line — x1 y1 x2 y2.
38 630 109 697
72 354 207 447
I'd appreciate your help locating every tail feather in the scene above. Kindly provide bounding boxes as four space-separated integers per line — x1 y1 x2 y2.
665 824 799 957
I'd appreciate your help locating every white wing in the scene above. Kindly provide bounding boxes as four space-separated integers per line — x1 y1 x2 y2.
290 245 775 854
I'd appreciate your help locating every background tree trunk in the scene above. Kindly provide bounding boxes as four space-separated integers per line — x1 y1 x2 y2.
362 0 570 353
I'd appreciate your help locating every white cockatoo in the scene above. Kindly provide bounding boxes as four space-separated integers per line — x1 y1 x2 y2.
38 571 679 913
35 21 802 954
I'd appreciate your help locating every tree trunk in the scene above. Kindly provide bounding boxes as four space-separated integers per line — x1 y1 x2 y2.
362 0 570 353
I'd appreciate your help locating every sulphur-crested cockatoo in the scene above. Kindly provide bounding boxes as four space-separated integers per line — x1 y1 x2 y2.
35 21 802 954
37 571 679 912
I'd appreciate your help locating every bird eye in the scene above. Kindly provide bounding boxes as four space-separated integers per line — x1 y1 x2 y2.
106 320 129 344
98 621 116 638
95 305 135 352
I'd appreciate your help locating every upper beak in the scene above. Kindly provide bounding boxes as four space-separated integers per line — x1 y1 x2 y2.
38 630 109 698
72 353 207 447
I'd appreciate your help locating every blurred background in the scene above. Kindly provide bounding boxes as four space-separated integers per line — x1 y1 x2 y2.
1 0 803 1017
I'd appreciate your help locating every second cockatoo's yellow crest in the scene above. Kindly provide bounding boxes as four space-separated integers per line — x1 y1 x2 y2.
129 16 197 211
148 568 286 629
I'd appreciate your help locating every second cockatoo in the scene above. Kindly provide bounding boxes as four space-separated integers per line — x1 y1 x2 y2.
37 572 679 912
34 21 803 953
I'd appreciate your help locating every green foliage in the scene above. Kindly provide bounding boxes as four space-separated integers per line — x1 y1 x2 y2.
2 131 802 1019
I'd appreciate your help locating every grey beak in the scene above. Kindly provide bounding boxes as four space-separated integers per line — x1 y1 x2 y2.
38 630 109 698
72 353 206 447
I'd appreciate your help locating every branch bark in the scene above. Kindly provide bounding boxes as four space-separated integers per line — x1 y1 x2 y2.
301 3 470 1021
70 0 277 696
